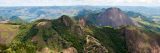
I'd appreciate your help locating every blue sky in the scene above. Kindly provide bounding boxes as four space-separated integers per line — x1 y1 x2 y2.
0 0 160 6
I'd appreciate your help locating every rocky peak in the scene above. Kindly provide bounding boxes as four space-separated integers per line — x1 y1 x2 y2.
36 21 52 29
96 7 136 28
58 15 75 26
78 18 86 27
85 35 108 53
105 7 121 13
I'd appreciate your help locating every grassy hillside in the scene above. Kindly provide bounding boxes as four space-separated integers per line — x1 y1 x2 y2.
1 15 159 53
0 15 129 53
2 16 86 53
0 24 19 50
0 24 19 44
132 17 160 33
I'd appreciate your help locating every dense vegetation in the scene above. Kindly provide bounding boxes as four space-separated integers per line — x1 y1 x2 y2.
0 15 129 53
91 26 128 53
0 14 159 53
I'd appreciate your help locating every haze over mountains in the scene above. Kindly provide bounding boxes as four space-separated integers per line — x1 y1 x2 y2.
0 6 160 22
0 6 160 53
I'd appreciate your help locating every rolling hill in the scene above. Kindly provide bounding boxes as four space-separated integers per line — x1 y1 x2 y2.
0 7 160 53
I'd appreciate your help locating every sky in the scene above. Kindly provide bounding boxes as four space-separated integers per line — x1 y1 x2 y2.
0 0 160 6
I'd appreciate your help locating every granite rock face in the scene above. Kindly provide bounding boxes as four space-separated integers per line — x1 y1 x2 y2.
96 7 135 28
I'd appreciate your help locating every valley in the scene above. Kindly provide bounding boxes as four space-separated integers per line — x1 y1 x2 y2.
0 6 160 53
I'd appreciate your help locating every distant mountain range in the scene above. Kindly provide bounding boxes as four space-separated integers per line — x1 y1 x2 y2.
0 6 160 53
3 14 160 53
0 6 160 22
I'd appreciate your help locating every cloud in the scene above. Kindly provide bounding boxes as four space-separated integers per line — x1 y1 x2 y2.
0 0 159 6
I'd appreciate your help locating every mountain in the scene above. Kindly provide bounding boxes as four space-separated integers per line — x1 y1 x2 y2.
0 14 160 53
75 7 137 28
126 11 146 18
9 16 26 24
1 15 115 53
95 7 136 27
0 6 160 23
75 9 99 25
127 11 160 33
0 16 25 24
0 16 6 21
0 6 160 53
120 26 160 53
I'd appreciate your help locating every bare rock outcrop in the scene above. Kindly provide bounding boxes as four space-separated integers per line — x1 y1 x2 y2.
96 7 136 28
84 35 108 53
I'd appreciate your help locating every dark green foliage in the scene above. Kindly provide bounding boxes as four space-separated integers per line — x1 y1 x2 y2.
21 25 38 42
91 26 128 53
0 44 8 51
13 23 38 42
2 23 39 53
6 16 86 53
51 19 85 53
3 15 132 53
57 30 85 53
5 41 37 53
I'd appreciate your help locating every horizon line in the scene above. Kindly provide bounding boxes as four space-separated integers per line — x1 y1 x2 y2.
0 5 159 7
